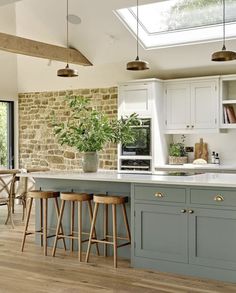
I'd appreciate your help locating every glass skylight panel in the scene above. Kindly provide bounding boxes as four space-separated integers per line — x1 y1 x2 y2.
116 0 236 49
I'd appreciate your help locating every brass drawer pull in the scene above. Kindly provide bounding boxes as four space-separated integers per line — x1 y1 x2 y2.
214 195 224 202
155 192 165 198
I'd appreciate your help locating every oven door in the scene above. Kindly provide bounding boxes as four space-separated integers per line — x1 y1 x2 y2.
121 120 151 156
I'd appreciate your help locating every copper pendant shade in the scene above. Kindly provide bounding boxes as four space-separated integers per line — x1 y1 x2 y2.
127 56 149 71
57 63 78 77
126 0 149 71
57 0 78 77
211 0 236 62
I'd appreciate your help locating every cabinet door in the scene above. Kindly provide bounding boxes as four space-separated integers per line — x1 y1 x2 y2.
119 83 152 116
189 208 236 270
134 203 188 263
165 83 191 130
191 81 218 129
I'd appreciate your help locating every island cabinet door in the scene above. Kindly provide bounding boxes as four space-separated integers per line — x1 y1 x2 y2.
189 208 236 270
134 203 188 263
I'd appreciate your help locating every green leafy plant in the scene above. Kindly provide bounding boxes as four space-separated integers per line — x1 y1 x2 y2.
169 143 187 157
52 95 141 152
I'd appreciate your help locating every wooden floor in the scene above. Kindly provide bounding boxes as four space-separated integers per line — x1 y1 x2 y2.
0 205 236 293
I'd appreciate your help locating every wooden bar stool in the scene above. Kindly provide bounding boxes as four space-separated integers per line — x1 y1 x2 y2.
52 192 99 261
21 190 66 256
85 194 131 268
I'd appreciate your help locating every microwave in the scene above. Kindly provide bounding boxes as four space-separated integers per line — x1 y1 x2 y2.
121 118 151 156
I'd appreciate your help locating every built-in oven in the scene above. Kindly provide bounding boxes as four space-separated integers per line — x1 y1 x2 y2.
119 118 152 173
121 118 151 156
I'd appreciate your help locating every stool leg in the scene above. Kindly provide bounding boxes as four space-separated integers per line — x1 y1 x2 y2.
54 198 66 251
21 196 26 222
112 204 117 268
52 200 65 257
5 202 11 226
88 200 99 256
70 201 75 252
85 202 99 263
78 201 82 261
40 198 43 247
122 203 131 243
104 204 108 257
43 198 48 256
21 198 33 252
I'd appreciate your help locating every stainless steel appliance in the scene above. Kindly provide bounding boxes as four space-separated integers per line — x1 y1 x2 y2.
121 118 151 156
118 118 152 173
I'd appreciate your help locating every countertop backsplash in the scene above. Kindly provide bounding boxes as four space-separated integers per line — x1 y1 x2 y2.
173 131 236 165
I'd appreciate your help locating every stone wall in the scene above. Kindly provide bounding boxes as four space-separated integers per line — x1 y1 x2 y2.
18 87 118 170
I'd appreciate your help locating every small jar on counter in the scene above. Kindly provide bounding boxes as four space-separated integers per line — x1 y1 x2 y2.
215 153 220 164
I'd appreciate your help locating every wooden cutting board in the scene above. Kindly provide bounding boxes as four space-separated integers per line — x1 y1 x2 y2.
194 138 208 162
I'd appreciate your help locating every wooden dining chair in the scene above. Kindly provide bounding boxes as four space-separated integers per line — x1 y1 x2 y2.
0 171 18 228
14 168 50 221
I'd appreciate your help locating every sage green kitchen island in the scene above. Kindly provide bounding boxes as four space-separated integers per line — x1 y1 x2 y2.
22 171 236 283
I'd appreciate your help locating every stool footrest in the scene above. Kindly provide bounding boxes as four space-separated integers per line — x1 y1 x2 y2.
57 235 90 243
105 235 130 241
25 231 56 239
91 239 114 245
117 242 131 248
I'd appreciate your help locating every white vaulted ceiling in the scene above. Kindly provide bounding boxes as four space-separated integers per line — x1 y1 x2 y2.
1 0 236 92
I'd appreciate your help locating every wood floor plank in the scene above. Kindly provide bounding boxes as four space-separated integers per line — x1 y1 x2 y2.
0 206 236 293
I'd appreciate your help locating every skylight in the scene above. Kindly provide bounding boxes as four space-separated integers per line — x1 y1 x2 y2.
115 0 236 49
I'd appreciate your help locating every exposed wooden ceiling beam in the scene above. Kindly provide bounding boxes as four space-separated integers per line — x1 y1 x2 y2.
0 32 92 66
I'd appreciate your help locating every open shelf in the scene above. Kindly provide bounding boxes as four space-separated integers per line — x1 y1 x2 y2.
221 77 236 128
222 99 236 105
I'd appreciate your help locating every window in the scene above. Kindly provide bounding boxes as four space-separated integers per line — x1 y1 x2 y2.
0 101 14 169
115 0 236 49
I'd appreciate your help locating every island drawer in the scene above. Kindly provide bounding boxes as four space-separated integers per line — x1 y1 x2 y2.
190 188 236 207
134 185 186 203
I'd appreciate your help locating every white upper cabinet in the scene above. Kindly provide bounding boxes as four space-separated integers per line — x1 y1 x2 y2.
165 83 191 130
164 78 219 133
118 82 153 117
191 81 218 130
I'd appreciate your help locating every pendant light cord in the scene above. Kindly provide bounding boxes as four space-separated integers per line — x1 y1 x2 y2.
222 0 226 50
66 0 69 64
136 0 139 60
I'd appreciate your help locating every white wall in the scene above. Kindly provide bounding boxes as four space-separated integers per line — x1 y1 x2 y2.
16 57 139 93
174 131 236 165
0 3 18 98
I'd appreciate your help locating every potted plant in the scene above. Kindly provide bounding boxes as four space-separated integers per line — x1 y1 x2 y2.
52 95 140 172
169 136 188 165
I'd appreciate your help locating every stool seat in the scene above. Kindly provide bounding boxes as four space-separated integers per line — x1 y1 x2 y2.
94 195 128 205
60 192 92 202
27 190 60 199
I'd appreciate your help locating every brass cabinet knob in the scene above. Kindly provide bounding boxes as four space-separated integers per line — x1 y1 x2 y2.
188 210 194 214
214 195 224 202
186 125 190 128
191 125 194 128
155 192 164 198
181 209 186 213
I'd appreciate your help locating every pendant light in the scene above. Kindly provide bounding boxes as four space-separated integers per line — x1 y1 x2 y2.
57 0 78 77
126 0 149 70
211 0 236 62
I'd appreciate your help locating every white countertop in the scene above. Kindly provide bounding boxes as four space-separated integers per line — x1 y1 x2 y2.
20 170 236 188
155 163 236 173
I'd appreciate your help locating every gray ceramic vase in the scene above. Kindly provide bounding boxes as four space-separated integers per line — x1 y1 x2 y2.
82 152 99 172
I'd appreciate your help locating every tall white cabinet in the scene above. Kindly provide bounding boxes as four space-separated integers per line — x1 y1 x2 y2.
118 79 168 173
164 77 219 133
